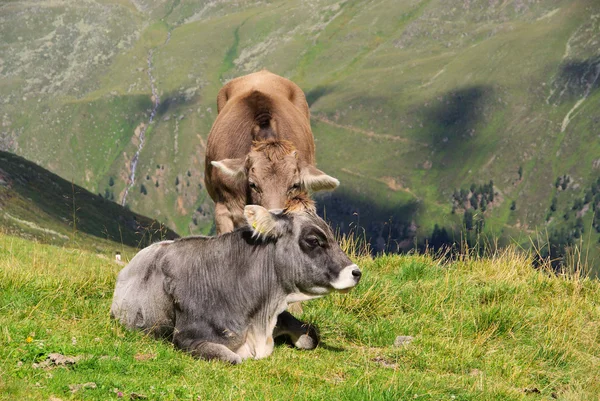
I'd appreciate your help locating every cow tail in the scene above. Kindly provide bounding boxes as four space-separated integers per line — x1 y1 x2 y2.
245 90 277 141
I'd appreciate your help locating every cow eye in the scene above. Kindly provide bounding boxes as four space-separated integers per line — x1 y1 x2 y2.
288 182 301 194
304 235 322 249
249 182 259 191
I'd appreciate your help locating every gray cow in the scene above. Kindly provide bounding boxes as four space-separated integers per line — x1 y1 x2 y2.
110 198 361 364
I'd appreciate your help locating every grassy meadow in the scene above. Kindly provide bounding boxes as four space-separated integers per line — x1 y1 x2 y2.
1 233 599 400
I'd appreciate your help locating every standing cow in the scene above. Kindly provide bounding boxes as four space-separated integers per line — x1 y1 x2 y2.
205 70 339 234
110 197 361 364
205 71 340 346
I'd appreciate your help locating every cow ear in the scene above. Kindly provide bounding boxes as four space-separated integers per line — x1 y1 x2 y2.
211 158 246 180
301 164 340 193
244 205 283 239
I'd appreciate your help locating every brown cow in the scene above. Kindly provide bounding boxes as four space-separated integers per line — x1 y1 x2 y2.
205 70 339 234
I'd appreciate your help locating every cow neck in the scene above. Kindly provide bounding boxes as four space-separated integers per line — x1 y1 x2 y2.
229 229 286 320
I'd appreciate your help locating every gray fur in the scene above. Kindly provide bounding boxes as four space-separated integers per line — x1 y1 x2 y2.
110 209 361 364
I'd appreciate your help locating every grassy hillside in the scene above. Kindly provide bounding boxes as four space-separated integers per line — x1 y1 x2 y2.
1 0 600 258
1 233 599 400
0 151 177 253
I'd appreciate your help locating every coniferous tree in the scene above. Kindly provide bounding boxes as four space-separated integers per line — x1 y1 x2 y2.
140 184 147 195
463 210 474 231
109 177 115 187
510 200 516 211
561 175 569 190
470 195 478 210
453 190 461 203
460 188 469 203
476 215 485 233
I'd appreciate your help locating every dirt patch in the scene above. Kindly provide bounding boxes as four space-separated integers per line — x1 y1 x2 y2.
33 353 81 369
176 196 187 215
379 176 404 191
134 352 156 361
372 356 398 369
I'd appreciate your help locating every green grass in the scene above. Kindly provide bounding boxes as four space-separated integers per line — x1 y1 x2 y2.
1 234 599 400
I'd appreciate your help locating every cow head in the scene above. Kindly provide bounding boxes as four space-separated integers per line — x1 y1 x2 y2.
211 139 339 210
243 196 361 300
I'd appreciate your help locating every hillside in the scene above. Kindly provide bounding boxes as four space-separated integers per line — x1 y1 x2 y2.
0 151 177 252
1 0 599 258
1 234 599 400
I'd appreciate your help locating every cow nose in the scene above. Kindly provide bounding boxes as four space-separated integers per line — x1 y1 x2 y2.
352 269 362 278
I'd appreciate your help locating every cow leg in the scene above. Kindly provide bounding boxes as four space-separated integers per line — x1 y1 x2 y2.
188 339 242 365
273 311 319 350
175 331 242 364
214 202 235 234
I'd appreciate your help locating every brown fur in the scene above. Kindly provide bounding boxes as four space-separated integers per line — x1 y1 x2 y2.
284 194 316 214
251 139 296 163
205 70 338 234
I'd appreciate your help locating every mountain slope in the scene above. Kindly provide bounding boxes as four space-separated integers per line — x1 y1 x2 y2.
1 0 599 259
0 151 178 251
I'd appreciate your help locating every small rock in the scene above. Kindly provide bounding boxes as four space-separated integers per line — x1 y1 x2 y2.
394 336 414 347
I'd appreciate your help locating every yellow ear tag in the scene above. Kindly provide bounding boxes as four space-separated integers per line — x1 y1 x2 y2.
252 221 263 233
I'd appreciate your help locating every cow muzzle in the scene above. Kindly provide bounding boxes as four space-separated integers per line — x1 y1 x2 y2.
331 264 361 291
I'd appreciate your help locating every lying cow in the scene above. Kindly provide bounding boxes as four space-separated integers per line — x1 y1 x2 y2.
110 198 361 364
205 70 339 234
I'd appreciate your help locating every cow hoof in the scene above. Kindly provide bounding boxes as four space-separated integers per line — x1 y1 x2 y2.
294 334 317 350
227 354 243 365
293 325 319 350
